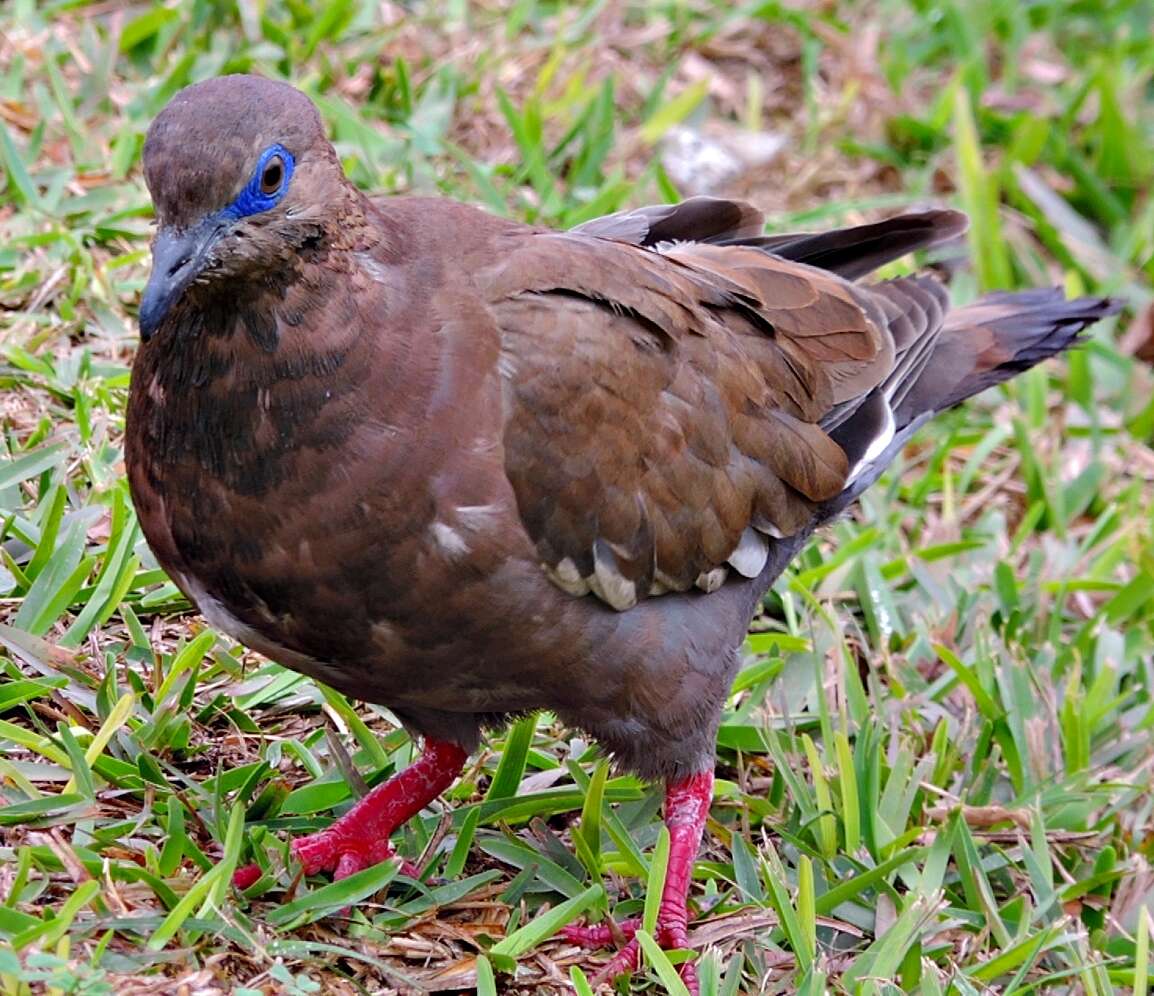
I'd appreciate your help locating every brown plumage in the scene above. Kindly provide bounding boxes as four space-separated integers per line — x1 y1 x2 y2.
126 75 1121 990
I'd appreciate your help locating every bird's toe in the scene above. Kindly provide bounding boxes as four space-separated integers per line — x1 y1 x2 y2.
591 937 641 986
333 850 369 880
232 863 262 890
561 916 640 948
291 829 415 881
291 829 346 875
678 960 700 995
574 913 698 994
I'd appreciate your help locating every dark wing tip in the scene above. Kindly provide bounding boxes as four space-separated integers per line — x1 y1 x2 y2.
735 207 970 281
913 208 969 243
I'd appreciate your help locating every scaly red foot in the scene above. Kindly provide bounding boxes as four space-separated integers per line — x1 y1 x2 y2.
291 826 421 879
563 770 713 995
233 737 467 889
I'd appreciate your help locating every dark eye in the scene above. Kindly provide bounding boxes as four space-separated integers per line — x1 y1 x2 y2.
260 156 284 196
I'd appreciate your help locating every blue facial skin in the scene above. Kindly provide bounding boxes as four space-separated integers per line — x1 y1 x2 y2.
222 143 296 220
138 144 297 339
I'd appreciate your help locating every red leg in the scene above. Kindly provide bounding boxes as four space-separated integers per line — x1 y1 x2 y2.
564 770 713 995
234 738 467 887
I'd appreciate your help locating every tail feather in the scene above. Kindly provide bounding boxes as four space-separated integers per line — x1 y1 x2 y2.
826 287 1121 516
894 288 1122 425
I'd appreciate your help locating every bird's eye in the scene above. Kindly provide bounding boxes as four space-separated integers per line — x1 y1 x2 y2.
260 156 285 196
223 146 294 220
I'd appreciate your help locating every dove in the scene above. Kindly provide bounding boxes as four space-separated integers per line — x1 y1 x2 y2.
126 74 1119 991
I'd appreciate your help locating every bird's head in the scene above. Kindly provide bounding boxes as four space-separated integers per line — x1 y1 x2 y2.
139 75 347 340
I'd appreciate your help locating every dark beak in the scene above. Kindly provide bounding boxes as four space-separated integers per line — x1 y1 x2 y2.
139 216 227 341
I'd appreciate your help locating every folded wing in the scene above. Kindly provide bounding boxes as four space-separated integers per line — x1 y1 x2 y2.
485 202 965 610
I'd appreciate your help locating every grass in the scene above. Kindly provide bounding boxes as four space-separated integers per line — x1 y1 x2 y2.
2 0 1153 992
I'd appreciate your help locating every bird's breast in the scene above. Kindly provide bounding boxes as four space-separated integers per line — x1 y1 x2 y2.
124 293 539 701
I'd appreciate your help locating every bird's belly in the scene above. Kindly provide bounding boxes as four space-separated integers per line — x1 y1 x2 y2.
166 546 553 715
169 568 364 686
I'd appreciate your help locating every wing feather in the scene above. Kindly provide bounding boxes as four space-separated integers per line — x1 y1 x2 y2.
484 208 958 609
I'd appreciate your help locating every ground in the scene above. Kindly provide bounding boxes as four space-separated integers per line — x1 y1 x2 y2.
1 1 1153 994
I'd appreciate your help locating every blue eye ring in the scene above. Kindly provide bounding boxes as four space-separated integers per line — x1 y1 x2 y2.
223 144 295 220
